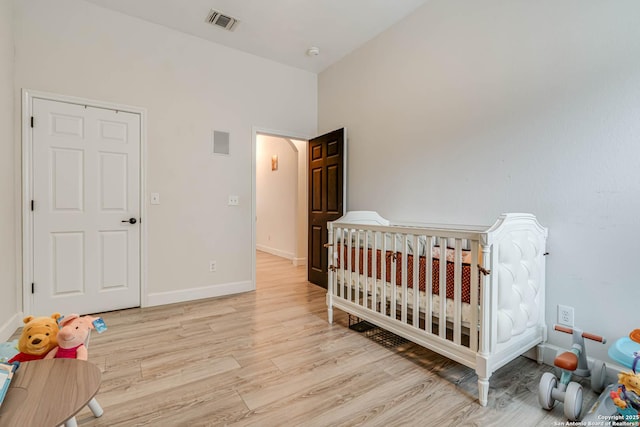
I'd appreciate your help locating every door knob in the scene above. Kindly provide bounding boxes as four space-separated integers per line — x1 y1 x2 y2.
122 218 137 224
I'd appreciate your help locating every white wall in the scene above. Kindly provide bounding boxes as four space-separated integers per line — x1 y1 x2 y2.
13 0 317 306
0 0 19 340
256 135 297 260
319 0 640 361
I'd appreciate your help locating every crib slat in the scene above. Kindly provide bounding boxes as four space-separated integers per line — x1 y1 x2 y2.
381 232 387 317
372 232 378 313
401 234 408 324
453 238 462 345
470 241 479 352
339 228 344 300
390 233 397 320
335 228 341 299
327 224 338 306
412 234 419 328
355 230 360 306
439 237 447 340
340 228 346 299
347 229 353 303
337 228 341 298
363 231 369 309
425 236 434 334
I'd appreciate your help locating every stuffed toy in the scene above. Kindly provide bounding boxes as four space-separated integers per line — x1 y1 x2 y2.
7 313 61 363
619 371 640 394
0 339 19 363
617 371 640 411
45 314 97 360
611 387 628 409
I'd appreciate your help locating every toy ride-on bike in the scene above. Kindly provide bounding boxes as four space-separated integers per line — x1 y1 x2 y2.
539 325 607 421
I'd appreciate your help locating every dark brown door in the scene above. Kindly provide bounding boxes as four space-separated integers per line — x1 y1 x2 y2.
308 128 345 287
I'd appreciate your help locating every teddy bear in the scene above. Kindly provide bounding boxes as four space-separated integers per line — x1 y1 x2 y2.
7 313 61 363
45 314 97 360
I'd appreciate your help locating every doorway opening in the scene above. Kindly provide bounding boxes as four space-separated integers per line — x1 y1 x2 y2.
251 127 346 290
255 134 308 265
251 128 310 290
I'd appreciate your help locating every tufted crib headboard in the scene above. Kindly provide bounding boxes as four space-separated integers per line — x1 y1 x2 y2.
484 214 548 351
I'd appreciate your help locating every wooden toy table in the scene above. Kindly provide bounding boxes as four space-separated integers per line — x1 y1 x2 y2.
0 359 101 427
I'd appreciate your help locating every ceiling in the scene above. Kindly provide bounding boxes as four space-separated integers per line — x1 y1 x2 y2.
81 0 429 73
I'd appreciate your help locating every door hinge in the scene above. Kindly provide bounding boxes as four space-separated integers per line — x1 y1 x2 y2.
31 116 34 128
31 283 35 294
31 200 34 211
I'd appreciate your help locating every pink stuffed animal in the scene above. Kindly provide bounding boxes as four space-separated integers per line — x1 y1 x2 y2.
45 314 97 360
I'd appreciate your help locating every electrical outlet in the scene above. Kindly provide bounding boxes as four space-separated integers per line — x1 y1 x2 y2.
209 261 217 272
228 195 239 206
558 304 574 327
150 192 160 205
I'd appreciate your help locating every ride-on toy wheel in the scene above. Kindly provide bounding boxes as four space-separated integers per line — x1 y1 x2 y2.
590 360 606 393
539 372 557 410
564 382 583 421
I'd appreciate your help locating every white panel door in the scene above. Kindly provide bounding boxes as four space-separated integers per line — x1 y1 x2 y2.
31 98 141 315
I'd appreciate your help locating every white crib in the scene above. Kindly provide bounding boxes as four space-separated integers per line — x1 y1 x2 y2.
326 211 548 406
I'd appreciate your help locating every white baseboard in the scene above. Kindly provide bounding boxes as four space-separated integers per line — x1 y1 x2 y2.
0 312 23 341
292 257 306 266
256 245 294 261
146 280 254 307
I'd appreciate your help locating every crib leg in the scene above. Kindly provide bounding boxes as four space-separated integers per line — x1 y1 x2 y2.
478 377 490 407
536 344 544 365
326 294 333 324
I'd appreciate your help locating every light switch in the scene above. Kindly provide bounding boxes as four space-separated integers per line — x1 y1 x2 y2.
150 193 160 205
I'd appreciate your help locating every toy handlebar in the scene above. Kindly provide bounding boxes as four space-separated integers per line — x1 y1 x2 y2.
554 325 607 344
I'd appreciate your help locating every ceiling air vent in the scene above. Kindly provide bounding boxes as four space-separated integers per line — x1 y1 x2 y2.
206 9 239 31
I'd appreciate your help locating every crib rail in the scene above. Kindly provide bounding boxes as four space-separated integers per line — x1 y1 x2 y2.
327 222 489 354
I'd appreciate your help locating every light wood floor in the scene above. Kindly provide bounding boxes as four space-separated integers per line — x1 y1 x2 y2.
60 251 595 426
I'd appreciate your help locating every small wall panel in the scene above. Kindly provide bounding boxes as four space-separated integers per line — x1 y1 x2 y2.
100 231 128 289
52 148 84 211
52 232 84 295
100 152 127 211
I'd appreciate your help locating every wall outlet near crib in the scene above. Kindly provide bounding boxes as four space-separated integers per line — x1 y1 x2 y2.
557 304 574 327
209 261 217 272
